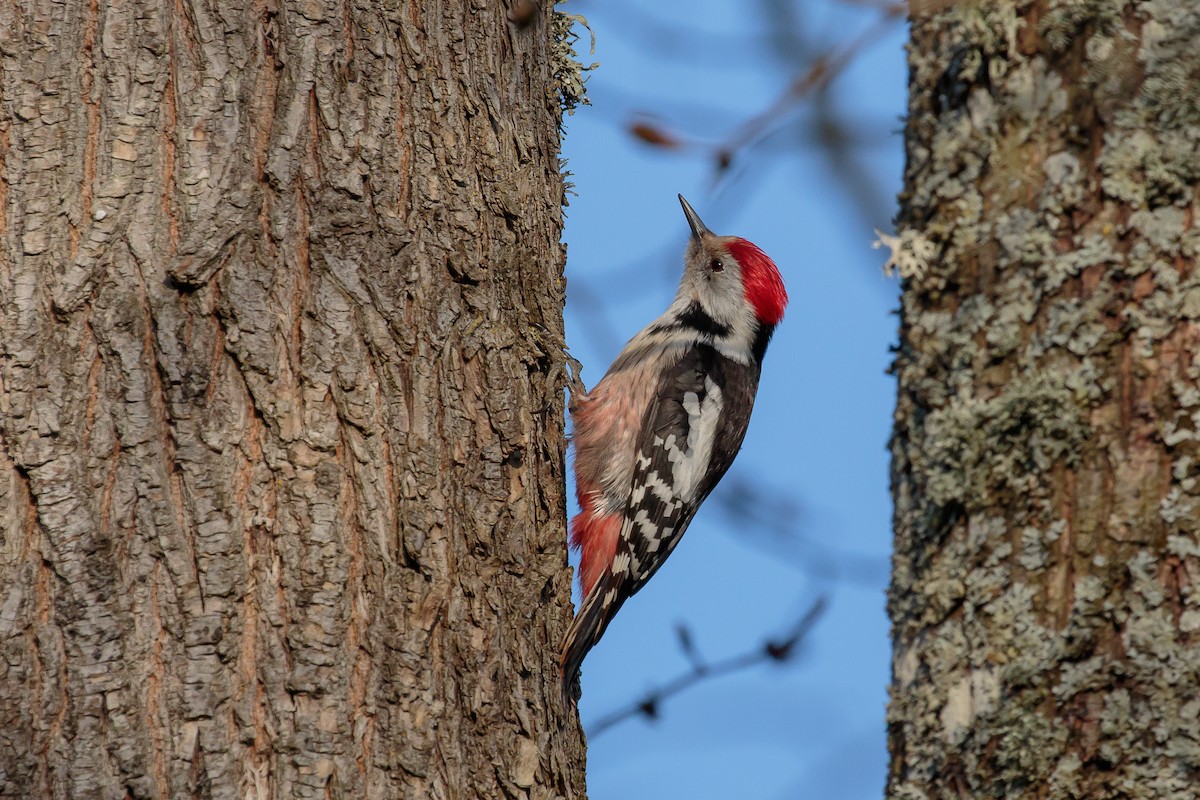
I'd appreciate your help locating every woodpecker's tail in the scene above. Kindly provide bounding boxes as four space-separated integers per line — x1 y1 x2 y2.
560 571 624 707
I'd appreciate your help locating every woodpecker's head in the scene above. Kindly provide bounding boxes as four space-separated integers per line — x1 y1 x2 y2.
676 195 788 329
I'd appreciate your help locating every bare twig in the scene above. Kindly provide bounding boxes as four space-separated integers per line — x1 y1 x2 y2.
586 596 828 738
718 4 904 159
626 2 905 173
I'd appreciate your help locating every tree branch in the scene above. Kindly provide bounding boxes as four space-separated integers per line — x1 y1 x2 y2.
627 2 905 173
586 596 829 738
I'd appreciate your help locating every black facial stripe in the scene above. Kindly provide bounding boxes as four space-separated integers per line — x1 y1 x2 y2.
676 302 731 337
646 302 732 338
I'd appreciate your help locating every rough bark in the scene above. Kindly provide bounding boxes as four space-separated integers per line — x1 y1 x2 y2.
0 1 586 798
887 1 1200 798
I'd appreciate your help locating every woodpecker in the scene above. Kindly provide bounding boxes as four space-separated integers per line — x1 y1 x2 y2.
560 195 788 703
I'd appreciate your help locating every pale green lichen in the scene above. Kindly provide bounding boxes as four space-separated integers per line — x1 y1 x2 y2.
995 207 1055 265
1137 0 1200 127
875 228 938 280
917 373 1087 511
890 2 1200 797
1018 525 1048 570
1047 752 1085 799
1046 235 1121 291
1038 0 1123 53
550 5 597 115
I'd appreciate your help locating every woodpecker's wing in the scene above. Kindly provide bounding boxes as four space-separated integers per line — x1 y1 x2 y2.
620 343 760 594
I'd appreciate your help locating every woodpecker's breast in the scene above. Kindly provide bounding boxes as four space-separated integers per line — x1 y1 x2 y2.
571 358 666 514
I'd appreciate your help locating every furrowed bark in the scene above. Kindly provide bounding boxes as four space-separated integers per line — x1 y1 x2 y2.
0 1 587 797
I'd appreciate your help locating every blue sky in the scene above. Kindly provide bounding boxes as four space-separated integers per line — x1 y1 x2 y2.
560 2 908 798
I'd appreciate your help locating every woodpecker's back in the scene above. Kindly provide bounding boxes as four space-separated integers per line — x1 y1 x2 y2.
561 195 787 704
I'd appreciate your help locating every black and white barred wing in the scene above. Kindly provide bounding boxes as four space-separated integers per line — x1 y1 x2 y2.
620 345 759 593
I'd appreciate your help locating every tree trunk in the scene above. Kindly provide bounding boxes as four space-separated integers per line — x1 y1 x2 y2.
888 1 1200 797
0 1 586 797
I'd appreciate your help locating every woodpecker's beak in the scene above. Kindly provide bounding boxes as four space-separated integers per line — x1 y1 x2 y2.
678 194 711 241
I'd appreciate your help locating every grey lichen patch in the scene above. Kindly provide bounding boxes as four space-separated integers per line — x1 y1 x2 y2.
996 207 1056 266
1056 544 1200 780
1095 1 1200 209
986 298 1032 359
891 1 1200 797
1072 2 1200 207
1137 0 1200 128
1099 127 1199 209
1055 654 1114 701
1018 524 1050 570
888 574 1073 795
900 0 1196 286
1046 235 1121 291
979 583 1055 679
1038 0 1124 54
936 2 1023 56
987 695 1069 782
1047 752 1085 799
1040 151 1086 214
1129 206 1189 254
1009 57 1069 124
1038 292 1117 357
550 5 597 115
1062 358 1110 404
916 372 1088 511
1163 487 1200 542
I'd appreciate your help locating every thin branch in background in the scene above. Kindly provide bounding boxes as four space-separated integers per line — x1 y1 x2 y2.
719 4 904 160
586 596 828 738
626 2 905 174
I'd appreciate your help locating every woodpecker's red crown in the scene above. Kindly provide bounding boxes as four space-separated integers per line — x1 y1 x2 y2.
725 237 787 326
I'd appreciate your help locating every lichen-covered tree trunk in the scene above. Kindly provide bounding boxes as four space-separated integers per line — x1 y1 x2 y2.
0 0 586 797
888 1 1200 797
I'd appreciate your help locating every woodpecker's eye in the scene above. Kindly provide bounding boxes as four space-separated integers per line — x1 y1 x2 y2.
709 258 724 273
